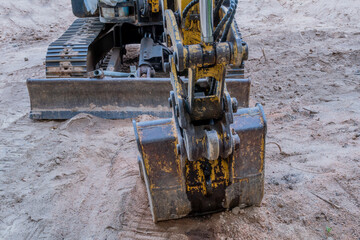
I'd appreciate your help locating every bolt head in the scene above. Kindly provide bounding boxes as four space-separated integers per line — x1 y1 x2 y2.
231 98 238 113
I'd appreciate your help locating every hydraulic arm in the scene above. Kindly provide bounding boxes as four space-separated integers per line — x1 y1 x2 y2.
134 0 267 222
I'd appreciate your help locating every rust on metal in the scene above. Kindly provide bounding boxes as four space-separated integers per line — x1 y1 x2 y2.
134 104 266 222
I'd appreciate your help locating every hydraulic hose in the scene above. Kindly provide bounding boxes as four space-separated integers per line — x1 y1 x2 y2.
213 0 235 41
220 0 238 42
183 0 238 43
182 0 199 21
213 0 225 18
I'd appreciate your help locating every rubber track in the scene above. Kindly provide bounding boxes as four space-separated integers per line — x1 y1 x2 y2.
45 18 104 78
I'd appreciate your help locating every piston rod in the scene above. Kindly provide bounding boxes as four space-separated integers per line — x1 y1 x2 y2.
199 0 214 43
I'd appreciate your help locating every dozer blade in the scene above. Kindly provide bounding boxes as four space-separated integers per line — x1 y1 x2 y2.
133 104 266 222
26 77 250 120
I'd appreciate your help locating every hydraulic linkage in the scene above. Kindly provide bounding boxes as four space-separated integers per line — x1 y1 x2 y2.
133 0 267 222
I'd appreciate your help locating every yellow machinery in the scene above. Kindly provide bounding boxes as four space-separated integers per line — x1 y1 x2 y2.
27 0 266 222
133 0 267 222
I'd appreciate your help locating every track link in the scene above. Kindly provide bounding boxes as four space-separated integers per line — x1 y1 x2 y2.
45 18 105 78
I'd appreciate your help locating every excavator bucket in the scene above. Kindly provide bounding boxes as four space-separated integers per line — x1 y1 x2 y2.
133 104 266 222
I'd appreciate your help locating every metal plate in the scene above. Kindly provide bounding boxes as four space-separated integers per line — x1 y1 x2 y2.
27 77 250 120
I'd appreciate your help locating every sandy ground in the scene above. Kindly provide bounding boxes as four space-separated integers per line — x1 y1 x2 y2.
0 0 360 239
